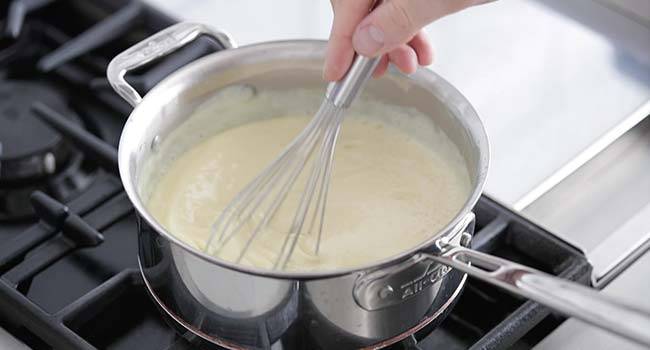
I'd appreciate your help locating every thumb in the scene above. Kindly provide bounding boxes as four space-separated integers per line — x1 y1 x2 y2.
352 0 475 57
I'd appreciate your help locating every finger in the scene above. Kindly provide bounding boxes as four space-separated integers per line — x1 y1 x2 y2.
324 0 374 81
324 38 355 82
387 45 418 75
372 55 390 77
408 31 434 66
352 0 485 57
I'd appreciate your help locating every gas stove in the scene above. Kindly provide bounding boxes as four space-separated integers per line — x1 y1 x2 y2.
0 1 592 349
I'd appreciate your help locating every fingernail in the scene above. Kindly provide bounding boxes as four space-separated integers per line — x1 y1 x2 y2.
353 24 384 55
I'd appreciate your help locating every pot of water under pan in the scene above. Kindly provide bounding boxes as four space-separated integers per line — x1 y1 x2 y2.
108 22 650 349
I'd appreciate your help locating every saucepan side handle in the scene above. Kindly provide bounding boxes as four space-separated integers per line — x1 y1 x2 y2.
425 244 650 346
106 22 236 107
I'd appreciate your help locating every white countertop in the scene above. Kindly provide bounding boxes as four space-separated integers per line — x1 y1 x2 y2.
0 329 29 350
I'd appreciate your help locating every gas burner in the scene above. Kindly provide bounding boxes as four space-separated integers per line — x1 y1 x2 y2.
0 80 92 221
0 81 76 180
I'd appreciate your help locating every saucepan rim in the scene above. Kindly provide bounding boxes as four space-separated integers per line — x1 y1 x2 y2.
118 39 490 280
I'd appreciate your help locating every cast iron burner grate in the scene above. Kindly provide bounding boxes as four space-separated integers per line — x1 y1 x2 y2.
0 1 592 349
0 174 592 350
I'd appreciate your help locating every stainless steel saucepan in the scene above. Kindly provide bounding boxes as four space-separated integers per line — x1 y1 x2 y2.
107 22 650 349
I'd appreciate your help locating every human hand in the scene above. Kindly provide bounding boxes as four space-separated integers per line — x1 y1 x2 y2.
324 0 493 81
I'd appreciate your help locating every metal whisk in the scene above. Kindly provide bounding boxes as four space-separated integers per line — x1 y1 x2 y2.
204 54 381 269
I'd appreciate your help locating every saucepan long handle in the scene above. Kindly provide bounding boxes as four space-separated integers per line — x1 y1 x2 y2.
107 22 236 107
425 244 650 346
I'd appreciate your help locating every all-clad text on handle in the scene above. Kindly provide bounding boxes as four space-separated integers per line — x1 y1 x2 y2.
353 213 475 311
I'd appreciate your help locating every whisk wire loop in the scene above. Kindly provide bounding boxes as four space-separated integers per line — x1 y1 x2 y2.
205 54 381 270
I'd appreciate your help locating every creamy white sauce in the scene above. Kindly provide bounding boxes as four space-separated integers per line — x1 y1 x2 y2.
145 87 470 271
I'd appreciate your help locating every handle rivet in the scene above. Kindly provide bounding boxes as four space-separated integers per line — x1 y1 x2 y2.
460 232 472 247
379 285 394 299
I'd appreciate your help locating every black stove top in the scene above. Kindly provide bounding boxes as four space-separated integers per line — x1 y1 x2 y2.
0 1 592 349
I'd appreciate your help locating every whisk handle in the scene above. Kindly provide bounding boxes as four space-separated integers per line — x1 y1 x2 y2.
325 0 384 108
326 55 382 108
